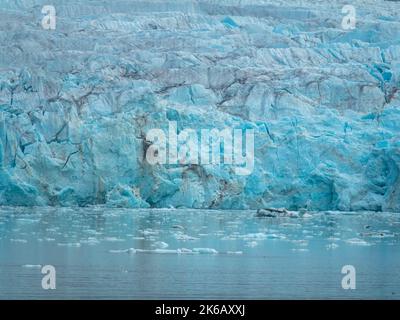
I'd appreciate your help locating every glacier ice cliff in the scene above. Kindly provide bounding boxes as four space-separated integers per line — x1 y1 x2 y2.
0 0 400 211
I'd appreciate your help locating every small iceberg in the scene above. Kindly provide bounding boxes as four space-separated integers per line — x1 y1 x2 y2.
104 237 125 242
246 241 258 247
109 248 136 254
193 248 218 254
177 248 194 254
152 241 169 249
226 251 243 255
345 238 372 246
256 208 299 218
22 264 42 269
174 232 199 241
57 242 81 247
10 239 28 243
326 243 339 250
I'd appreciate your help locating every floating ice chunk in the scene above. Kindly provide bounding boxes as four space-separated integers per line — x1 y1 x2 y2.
246 241 258 247
152 241 169 249
282 223 302 228
327 237 341 241
266 233 286 240
150 249 177 254
141 229 159 236
291 248 309 252
256 208 299 218
57 242 81 247
221 235 238 240
104 237 124 242
291 240 309 246
11 239 27 243
85 230 102 236
345 238 372 246
177 248 193 254
226 251 243 255
240 233 267 241
135 249 178 254
326 243 339 250
109 249 125 253
174 232 199 241
80 237 100 245
22 264 42 268
361 231 395 239
109 248 136 254
193 248 218 254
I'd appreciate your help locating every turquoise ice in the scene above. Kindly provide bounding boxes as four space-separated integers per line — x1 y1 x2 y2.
0 0 400 211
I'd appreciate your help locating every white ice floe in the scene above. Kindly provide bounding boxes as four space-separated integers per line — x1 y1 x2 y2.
361 231 395 239
345 238 372 246
22 264 42 268
136 249 178 254
174 232 199 241
266 233 286 240
140 229 159 236
246 241 258 248
10 239 27 243
326 243 339 250
57 242 81 247
240 233 267 241
193 248 218 254
177 248 194 254
103 237 125 242
110 248 199 255
226 251 243 255
80 237 100 245
152 241 169 249
327 237 341 241
291 240 309 247
109 248 136 254
291 248 309 252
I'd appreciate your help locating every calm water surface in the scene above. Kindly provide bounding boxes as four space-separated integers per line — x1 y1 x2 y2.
0 207 399 299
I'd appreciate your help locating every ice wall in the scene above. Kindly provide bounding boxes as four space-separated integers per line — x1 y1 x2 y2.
0 0 400 211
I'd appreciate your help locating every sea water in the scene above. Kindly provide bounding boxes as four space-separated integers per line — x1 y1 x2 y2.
0 207 399 299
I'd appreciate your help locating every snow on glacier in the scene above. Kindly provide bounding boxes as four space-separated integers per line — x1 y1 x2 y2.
0 0 400 211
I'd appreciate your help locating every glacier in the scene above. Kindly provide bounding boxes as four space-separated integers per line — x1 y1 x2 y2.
0 0 400 211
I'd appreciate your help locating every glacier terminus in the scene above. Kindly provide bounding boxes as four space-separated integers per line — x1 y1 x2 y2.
0 0 400 212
